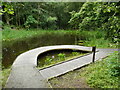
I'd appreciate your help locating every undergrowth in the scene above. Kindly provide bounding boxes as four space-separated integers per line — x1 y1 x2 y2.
2 67 11 87
37 52 87 69
80 51 119 88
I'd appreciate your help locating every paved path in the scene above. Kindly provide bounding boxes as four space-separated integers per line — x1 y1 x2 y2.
5 45 118 88
40 48 118 79
5 45 93 88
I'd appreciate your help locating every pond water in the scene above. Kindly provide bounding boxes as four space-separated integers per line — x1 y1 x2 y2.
2 33 85 68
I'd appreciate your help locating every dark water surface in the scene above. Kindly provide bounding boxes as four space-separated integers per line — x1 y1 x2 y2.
2 34 83 68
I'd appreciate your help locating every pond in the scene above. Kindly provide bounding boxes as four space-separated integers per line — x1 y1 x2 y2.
2 33 85 68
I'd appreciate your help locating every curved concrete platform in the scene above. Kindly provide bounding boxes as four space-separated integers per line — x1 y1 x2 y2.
12 45 93 68
5 45 93 88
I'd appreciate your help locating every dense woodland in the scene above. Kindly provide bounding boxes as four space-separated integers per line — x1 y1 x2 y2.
1 2 120 42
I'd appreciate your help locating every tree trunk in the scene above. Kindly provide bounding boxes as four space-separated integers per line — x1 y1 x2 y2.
18 15 20 27
15 3 18 27
5 13 10 25
37 3 40 29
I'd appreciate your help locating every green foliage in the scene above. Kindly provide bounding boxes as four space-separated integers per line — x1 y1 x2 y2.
2 2 14 15
38 53 67 68
106 51 119 77
72 52 79 56
104 16 120 43
46 16 57 29
2 26 43 41
69 2 120 43
75 30 117 48
45 56 53 64
37 51 86 69
84 38 111 48
1 2 119 44
24 15 38 29
2 68 11 87
2 2 83 29
68 11 80 29
2 26 118 48
81 51 119 88
58 53 65 60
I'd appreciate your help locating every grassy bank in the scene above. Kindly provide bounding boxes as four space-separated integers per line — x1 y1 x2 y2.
49 51 119 88
2 26 118 48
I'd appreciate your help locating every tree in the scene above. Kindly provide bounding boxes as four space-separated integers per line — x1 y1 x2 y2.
2 2 14 25
68 2 120 42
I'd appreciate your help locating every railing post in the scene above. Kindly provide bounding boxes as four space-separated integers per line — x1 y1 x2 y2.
92 46 96 63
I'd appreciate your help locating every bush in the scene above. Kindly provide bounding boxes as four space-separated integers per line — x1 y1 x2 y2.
86 51 119 88
58 53 65 60
107 51 120 77
72 52 79 56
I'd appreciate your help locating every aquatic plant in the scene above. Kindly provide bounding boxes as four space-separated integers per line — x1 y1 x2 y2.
57 53 66 60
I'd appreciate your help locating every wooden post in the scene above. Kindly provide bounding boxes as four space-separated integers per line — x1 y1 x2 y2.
92 46 96 63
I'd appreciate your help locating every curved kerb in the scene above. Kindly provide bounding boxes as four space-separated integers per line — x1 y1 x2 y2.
12 45 93 68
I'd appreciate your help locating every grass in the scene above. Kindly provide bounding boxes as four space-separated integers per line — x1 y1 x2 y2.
2 27 46 42
0 30 2 88
2 25 76 42
81 51 119 88
0 64 2 89
83 38 115 48
0 31 2 39
49 51 119 88
2 25 118 48
2 68 11 87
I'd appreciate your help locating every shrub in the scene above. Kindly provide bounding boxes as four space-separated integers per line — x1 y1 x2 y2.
58 53 65 60
86 51 119 88
107 51 120 77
